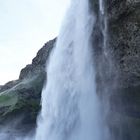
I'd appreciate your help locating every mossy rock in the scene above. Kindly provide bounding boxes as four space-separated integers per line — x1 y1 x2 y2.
0 72 45 124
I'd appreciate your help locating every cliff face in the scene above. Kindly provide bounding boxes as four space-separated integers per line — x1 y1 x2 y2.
19 39 56 80
90 0 140 139
107 1 140 140
0 39 56 130
108 0 140 87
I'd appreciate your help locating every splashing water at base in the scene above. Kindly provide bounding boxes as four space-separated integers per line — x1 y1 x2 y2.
35 0 106 140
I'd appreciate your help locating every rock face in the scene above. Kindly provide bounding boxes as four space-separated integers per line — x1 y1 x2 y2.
108 0 140 87
0 39 56 131
19 38 56 80
90 0 140 140
106 1 140 140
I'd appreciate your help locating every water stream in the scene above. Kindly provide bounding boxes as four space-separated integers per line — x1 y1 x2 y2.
35 0 107 140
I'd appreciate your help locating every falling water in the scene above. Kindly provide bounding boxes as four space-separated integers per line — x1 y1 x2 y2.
99 0 108 54
35 0 106 140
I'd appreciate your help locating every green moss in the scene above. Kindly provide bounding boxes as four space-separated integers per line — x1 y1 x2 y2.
0 91 18 108
0 73 44 121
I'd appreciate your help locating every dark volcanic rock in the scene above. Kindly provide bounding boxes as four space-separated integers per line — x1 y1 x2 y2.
90 0 140 139
19 38 56 80
107 0 140 87
106 1 140 140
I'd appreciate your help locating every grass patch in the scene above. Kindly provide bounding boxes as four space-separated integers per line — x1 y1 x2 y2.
0 91 18 108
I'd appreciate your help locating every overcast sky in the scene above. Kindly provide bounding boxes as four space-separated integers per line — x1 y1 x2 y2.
0 0 70 85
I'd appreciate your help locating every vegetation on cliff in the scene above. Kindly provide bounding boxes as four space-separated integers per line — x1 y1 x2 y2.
0 39 56 126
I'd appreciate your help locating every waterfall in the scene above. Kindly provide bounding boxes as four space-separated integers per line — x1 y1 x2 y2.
99 0 108 54
35 0 106 140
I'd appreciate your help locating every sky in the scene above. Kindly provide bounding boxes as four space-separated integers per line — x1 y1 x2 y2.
0 0 70 85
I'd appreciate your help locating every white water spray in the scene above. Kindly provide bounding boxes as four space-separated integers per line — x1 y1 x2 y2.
99 0 105 15
35 0 105 140
99 0 108 55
